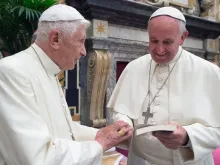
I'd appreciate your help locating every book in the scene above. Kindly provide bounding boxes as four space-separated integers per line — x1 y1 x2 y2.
135 124 177 136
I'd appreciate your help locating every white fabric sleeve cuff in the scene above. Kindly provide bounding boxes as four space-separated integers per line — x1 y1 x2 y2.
182 138 192 149
112 111 133 127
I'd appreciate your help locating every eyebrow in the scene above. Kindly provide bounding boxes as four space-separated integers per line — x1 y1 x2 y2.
164 39 173 42
150 38 173 41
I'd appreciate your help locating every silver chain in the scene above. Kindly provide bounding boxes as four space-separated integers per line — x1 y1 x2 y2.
55 77 75 140
31 46 75 140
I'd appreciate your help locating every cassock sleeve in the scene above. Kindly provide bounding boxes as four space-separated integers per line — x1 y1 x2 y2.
111 111 133 128
0 65 103 165
71 121 99 141
179 123 220 163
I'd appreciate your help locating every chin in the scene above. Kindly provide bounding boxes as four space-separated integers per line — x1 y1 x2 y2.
154 56 173 65
66 61 77 70
152 57 167 65
69 64 77 70
68 66 75 70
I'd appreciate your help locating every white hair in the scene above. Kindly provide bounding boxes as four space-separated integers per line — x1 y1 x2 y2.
178 20 187 35
35 20 88 42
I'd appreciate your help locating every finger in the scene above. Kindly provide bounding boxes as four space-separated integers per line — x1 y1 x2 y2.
118 128 133 138
157 137 176 144
115 121 130 128
119 127 133 136
156 135 180 143
157 137 182 148
120 130 133 141
119 129 133 140
117 128 130 137
154 131 175 138
127 129 134 135
159 139 179 149
159 139 178 145
154 134 176 141
118 129 125 137
113 121 129 131
112 123 121 131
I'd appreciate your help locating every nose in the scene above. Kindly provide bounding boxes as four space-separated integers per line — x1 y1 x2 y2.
155 44 165 54
80 46 87 56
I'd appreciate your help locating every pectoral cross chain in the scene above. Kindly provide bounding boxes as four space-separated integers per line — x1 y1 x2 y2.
142 107 154 124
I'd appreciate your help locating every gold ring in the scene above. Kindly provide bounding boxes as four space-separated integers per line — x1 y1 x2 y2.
118 130 125 136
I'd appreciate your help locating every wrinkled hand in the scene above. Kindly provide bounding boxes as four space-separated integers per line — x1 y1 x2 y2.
95 120 133 151
153 122 189 150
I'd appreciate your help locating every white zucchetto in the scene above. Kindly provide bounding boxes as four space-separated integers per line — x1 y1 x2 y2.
150 7 186 23
39 4 90 26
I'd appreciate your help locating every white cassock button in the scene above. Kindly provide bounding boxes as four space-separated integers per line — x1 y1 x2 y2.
155 97 160 104
155 102 160 106
158 78 163 82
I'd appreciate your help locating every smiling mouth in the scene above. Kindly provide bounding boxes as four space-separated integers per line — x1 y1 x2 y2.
157 53 167 55
156 52 168 57
155 54 168 60
156 55 166 58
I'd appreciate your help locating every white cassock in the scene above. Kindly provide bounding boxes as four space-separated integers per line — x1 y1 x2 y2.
107 46 220 165
0 43 103 165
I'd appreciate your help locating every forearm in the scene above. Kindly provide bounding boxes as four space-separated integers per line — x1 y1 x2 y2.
179 123 220 163
54 138 103 165
1 130 103 165
0 108 103 165
71 121 99 141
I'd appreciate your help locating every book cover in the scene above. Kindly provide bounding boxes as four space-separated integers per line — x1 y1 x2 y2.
135 124 177 136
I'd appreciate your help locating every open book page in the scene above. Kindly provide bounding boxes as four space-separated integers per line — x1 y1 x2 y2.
102 147 127 165
135 124 177 136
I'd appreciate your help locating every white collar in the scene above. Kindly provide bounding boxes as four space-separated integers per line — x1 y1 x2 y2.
31 43 61 76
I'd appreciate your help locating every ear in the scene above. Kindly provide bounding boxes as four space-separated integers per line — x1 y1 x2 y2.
180 31 189 45
48 29 60 49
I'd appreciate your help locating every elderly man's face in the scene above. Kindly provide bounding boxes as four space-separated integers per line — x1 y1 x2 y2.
58 24 87 70
148 16 186 64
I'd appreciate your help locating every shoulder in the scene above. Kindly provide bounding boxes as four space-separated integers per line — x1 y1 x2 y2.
182 49 220 74
125 54 151 72
0 48 36 78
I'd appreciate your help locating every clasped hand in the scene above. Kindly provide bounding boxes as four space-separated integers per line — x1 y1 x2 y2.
153 122 189 150
95 120 133 151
